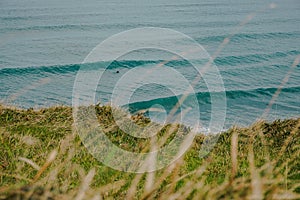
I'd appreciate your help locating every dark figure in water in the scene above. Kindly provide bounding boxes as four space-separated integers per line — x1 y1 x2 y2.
116 70 119 73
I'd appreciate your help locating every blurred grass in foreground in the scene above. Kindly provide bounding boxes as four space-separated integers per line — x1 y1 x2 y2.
0 104 299 199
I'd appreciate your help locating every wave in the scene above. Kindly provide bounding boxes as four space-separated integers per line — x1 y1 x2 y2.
0 23 139 32
0 64 81 76
196 31 300 43
126 86 300 113
0 60 192 76
215 50 300 66
2 47 299 76
0 13 106 21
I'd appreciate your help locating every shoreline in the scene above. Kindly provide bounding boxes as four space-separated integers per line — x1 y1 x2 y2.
1 103 299 133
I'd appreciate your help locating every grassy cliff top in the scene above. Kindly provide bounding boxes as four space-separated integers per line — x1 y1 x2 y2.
0 105 299 199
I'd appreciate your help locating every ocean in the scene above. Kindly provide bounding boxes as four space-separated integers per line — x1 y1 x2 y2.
0 0 299 131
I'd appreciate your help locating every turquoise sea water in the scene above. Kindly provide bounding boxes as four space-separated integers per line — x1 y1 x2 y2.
0 0 299 130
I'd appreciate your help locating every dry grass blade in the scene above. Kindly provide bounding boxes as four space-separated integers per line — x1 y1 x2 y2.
32 149 58 183
262 55 300 119
230 131 238 182
18 157 40 171
144 137 158 194
141 158 184 200
75 168 96 200
125 173 144 200
249 138 263 200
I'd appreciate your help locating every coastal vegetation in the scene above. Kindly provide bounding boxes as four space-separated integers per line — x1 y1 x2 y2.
0 105 299 199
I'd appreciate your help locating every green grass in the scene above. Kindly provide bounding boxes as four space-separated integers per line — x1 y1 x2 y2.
0 104 299 199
